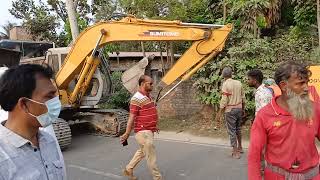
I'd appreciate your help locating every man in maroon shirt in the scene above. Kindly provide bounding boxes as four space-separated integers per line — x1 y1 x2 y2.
120 75 162 180
248 61 320 180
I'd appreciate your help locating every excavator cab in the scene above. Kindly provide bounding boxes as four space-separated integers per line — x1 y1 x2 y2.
46 47 112 106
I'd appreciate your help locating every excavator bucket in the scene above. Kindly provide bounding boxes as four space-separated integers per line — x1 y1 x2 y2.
121 56 149 94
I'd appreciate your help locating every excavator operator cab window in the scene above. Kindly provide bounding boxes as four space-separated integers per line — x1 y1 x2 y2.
61 54 67 64
85 78 99 97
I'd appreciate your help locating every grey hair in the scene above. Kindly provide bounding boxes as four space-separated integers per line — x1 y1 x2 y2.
222 67 233 78
274 61 311 85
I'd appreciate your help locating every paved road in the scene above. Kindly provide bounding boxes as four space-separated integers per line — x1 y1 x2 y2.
63 134 248 180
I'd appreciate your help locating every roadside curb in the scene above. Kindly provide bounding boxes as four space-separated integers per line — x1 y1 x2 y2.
154 131 250 149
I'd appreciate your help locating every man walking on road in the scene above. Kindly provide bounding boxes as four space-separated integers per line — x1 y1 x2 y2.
248 61 320 180
215 67 245 159
120 75 162 180
247 69 273 173
0 64 65 180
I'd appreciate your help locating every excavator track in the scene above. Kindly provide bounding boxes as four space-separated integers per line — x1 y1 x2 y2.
52 118 72 150
78 109 128 137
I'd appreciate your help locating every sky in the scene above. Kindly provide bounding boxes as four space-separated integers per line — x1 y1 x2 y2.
0 0 96 34
0 0 21 32
0 1 21 24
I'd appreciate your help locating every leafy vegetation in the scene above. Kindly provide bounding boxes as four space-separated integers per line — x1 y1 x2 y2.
100 71 131 110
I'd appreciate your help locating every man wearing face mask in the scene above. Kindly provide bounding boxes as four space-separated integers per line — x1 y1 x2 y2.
248 61 320 180
0 64 66 180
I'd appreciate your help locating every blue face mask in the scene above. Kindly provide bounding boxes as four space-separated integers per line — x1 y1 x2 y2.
27 96 61 127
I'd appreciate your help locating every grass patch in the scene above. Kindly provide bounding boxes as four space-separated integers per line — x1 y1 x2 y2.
158 115 251 140
158 117 195 132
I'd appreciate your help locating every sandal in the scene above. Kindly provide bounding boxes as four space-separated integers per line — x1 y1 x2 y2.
231 151 241 159
238 148 244 153
123 169 138 180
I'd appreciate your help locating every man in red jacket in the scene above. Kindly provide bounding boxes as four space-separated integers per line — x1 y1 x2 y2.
120 75 162 180
248 61 320 180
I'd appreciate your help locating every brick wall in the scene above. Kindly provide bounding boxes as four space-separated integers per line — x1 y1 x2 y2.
156 80 207 119
9 27 32 41
108 55 213 120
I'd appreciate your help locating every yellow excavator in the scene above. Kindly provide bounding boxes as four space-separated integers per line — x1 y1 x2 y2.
23 16 233 149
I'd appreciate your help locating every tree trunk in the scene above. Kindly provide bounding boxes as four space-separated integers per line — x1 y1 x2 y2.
317 0 320 45
254 15 258 38
116 51 120 67
66 0 79 42
165 42 169 67
223 0 227 24
169 42 174 67
253 25 257 38
141 42 146 57
159 42 165 75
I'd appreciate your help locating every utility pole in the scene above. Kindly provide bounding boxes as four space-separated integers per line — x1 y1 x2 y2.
66 0 79 42
223 0 227 24
141 42 146 57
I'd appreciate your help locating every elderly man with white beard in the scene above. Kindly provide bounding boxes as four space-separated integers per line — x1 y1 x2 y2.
248 61 320 180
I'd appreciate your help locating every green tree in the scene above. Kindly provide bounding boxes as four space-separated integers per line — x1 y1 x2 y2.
48 0 91 23
101 71 131 110
194 29 320 118
92 0 118 21
119 0 214 23
165 0 213 22
266 0 283 27
9 0 35 20
292 0 317 28
10 0 59 42
310 47 320 62
10 0 93 46
194 33 276 115
227 0 269 37
47 0 67 22
119 0 168 18
62 15 89 45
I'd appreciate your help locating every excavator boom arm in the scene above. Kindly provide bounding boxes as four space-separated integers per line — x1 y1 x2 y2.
55 16 232 105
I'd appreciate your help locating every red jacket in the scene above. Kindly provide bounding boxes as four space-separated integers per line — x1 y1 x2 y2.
248 97 320 180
